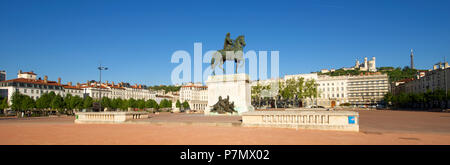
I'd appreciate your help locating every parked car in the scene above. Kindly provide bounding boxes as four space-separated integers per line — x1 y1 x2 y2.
376 104 386 110
307 105 325 108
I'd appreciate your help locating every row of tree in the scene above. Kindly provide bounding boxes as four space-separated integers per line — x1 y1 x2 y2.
252 77 318 108
175 100 190 110
148 85 181 93
8 91 82 115
99 96 172 111
0 91 190 116
379 66 424 83
383 89 449 109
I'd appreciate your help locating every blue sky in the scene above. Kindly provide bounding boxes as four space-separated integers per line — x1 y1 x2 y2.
1 0 449 85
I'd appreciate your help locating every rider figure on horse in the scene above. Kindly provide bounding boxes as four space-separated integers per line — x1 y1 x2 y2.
223 32 233 51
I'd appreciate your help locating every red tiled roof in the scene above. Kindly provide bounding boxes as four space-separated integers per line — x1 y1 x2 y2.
22 72 37 75
0 78 60 86
396 78 415 83
104 84 125 89
62 85 82 90
80 85 109 89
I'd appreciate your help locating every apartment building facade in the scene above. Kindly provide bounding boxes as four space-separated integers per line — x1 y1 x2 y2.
179 82 208 111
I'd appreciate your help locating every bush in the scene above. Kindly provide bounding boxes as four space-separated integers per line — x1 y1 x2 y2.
340 103 351 106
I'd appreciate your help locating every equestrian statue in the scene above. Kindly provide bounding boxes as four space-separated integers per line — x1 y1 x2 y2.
210 33 246 75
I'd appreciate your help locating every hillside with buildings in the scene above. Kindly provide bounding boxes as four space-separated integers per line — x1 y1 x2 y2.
319 66 421 83
317 54 424 83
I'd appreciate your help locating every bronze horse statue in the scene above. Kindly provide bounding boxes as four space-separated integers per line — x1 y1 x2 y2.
211 35 246 75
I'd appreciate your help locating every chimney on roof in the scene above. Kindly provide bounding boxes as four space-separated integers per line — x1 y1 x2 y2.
18 70 22 74
112 81 115 86
68 82 72 86
44 76 48 83
76 83 80 88
139 84 142 89
106 80 109 85
58 77 61 85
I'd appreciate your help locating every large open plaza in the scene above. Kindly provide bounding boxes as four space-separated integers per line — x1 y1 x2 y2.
1 109 449 145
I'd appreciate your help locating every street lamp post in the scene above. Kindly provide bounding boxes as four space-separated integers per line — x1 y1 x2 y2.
98 64 108 112
445 57 448 109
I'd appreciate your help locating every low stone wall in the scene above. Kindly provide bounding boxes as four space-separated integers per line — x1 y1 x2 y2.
241 110 359 132
75 112 149 124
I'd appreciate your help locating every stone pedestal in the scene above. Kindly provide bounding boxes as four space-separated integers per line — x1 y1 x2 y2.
75 112 149 124
205 73 254 115
241 111 359 132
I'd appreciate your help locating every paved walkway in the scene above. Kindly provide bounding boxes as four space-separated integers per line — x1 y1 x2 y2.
0 110 449 144
357 110 450 134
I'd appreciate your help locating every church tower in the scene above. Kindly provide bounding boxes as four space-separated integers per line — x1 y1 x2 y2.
410 49 415 69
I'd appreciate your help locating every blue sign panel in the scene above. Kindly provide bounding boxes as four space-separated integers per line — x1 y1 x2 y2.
348 116 356 124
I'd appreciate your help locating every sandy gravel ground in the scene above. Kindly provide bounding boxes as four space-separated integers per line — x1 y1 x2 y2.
0 110 449 145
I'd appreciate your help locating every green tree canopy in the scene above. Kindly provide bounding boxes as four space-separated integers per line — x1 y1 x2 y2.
111 98 123 110
101 97 112 109
64 94 73 110
21 96 35 111
159 99 171 108
176 100 181 108
71 95 84 110
148 85 181 93
11 92 35 111
51 94 64 112
385 89 449 109
11 92 24 111
182 101 190 109
36 92 53 109
83 96 94 109
145 99 158 109
0 98 8 110
137 99 146 109
128 98 137 108
318 66 421 83
304 79 318 99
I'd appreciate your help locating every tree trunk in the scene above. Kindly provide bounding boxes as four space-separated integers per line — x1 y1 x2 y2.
258 98 261 109
274 99 278 109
